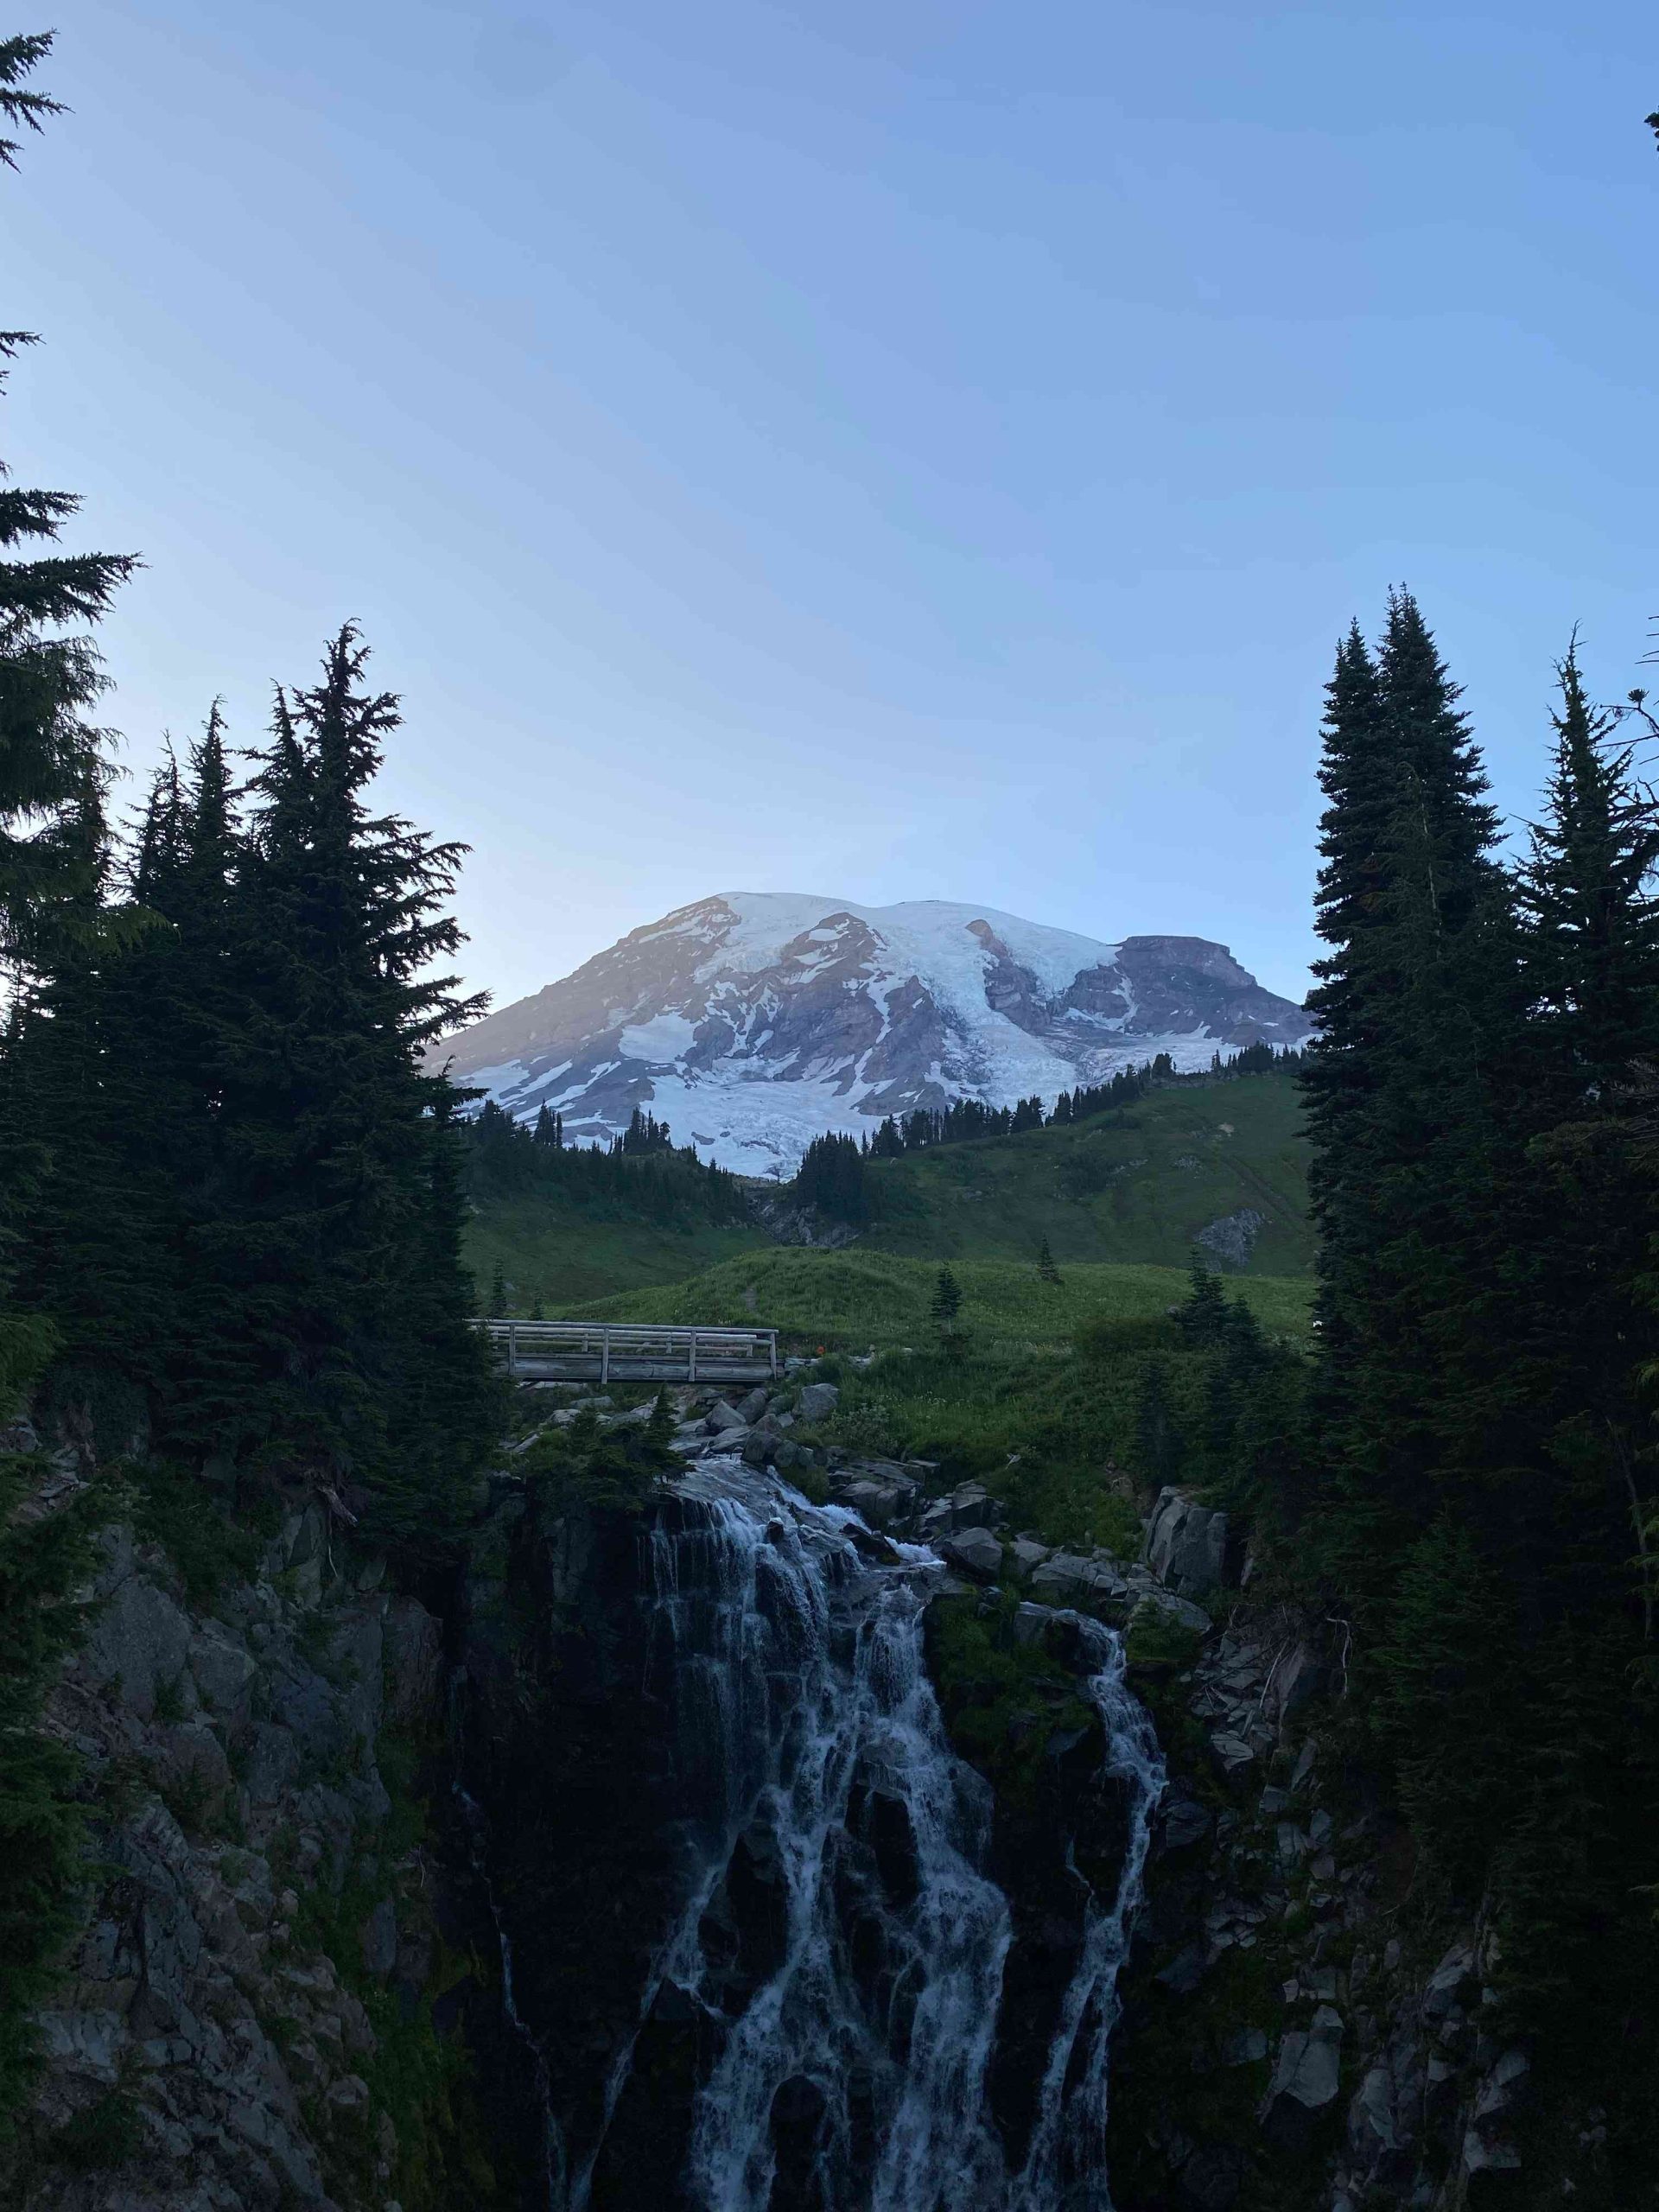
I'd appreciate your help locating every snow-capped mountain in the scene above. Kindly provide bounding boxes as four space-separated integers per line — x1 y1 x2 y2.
436 893 1312 1173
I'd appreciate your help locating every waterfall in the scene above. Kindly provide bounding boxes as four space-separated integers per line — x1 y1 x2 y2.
1010 1620 1166 2209
570 1460 1164 2212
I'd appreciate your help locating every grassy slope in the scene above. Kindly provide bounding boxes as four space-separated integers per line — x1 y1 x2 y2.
465 1071 1312 1310
572 1245 1313 1351
462 1193 766 1310
861 1072 1312 1275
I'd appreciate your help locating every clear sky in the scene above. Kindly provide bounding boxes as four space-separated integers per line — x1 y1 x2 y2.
10 3 1656 1008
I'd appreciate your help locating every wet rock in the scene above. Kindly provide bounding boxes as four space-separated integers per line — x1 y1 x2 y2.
836 1474 915 1529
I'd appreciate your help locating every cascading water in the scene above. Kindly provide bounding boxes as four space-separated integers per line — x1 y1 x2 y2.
568 1459 1165 2212
1010 1622 1165 2210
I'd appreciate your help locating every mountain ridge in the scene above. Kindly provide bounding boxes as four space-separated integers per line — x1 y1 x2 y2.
436 892 1312 1172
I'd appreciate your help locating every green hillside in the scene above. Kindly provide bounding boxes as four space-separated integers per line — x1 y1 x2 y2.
861 1071 1312 1274
572 1245 1313 1351
464 1196 766 1311
463 1070 1313 1309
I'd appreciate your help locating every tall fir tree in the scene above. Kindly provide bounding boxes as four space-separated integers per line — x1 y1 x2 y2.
159 629 498 1530
1300 592 1517 1583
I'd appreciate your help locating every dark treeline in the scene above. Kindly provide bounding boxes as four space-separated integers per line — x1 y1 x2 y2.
0 38 502 2108
1258 593 1658 2176
0 632 501 1544
463 1097 747 1225
861 1041 1305 1162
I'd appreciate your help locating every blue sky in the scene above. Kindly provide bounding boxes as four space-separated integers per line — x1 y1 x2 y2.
10 2 1656 1007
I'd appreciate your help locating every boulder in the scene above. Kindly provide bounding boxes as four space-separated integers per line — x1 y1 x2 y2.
705 1401 747 1433
1008 1536 1050 1573
1262 2006 1344 2143
1011 1602 1053 1648
734 1388 770 1424
1220 2026 1268 2067
939 1528 1004 1582
1130 1587 1213 1637
1269 1643 1325 1726
919 1483 1005 1541
837 1478 911 1529
797 1382 840 1424
1159 1784 1214 1853
1421 1942 1477 2023
1146 1487 1230 1595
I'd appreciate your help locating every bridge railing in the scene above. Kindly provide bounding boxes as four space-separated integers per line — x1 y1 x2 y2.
476 1319 779 1383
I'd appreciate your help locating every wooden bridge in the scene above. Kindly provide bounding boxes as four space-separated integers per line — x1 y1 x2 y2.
478 1319 779 1385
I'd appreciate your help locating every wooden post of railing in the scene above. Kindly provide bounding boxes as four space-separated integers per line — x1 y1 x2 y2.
688 1332 698 1382
600 1326 610 1386
508 1320 518 1376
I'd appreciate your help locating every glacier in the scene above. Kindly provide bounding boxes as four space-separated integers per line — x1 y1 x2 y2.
435 892 1311 1174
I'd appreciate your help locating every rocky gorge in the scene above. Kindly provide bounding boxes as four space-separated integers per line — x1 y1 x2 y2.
5 1376 1562 2212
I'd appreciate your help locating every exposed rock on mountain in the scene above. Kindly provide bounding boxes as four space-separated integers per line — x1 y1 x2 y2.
435 894 1312 1172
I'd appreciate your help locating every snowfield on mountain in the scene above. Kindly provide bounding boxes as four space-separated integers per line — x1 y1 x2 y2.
435 893 1312 1172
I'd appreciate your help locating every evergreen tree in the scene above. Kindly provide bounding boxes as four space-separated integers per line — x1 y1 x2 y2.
489 1262 507 1316
929 1264 962 1332
0 36 137 975
794 1132 868 1223
1300 593 1517 1577
162 629 497 1529
6 781 176 1441
0 51 141 2123
1175 1250 1227 1347
1131 1355 1181 1487
1036 1236 1062 1287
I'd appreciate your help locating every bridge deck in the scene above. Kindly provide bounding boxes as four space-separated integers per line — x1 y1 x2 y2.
478 1319 779 1386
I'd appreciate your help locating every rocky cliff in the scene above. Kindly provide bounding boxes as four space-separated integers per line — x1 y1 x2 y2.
3 1459 540 2212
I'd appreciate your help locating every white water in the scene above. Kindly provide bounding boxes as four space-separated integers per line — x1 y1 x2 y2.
1011 1619 1166 2210
569 1462 1165 2212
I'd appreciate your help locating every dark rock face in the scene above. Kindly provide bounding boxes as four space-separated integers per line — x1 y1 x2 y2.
457 1495 696 2205
9 1491 540 2212
1104 1621 1559 2212
431 893 1312 1172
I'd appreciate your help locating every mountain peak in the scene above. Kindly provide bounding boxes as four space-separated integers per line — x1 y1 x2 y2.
436 893 1310 1172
